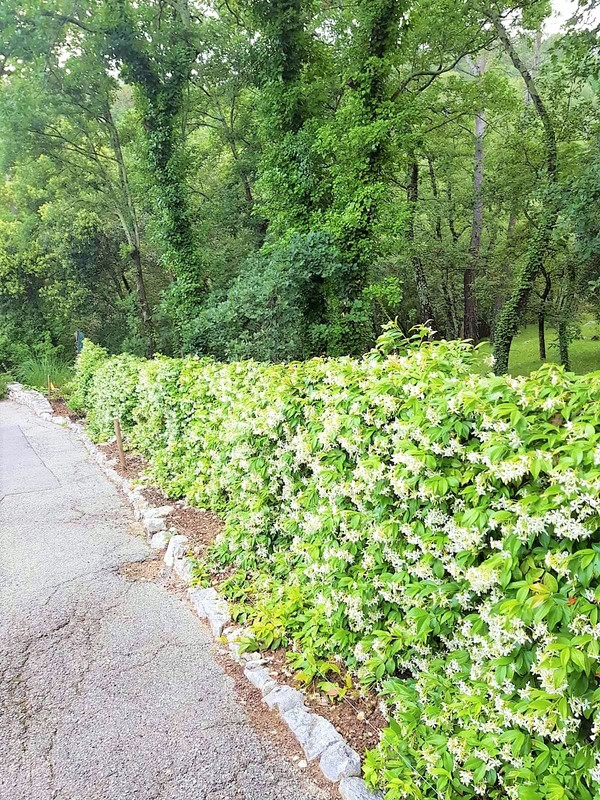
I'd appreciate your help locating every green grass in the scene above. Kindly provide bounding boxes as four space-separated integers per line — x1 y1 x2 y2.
0 372 13 399
15 354 73 392
478 319 600 376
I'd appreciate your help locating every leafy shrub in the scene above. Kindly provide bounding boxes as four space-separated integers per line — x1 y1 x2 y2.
67 339 108 413
74 333 600 800
15 352 72 392
0 372 12 398
85 352 144 441
188 232 370 361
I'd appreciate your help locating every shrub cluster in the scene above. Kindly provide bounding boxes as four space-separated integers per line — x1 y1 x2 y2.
73 331 600 800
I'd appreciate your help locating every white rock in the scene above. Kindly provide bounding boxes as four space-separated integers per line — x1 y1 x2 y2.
131 493 148 520
319 741 362 781
339 778 384 800
223 626 242 642
242 652 263 665
149 505 174 516
204 597 230 637
174 557 194 584
164 534 188 567
244 665 277 696
228 641 243 662
188 587 207 617
150 530 171 549
243 657 267 670
186 587 229 636
267 686 306 714
144 515 166 534
192 587 218 607
281 706 313 746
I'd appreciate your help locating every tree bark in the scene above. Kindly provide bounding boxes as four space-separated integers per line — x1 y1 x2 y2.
538 312 547 360
490 11 558 374
407 159 437 327
105 106 155 356
558 319 571 370
428 155 458 337
537 267 551 360
463 55 486 344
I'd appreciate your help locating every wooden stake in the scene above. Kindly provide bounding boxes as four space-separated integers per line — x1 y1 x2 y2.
114 417 126 470
47 375 51 398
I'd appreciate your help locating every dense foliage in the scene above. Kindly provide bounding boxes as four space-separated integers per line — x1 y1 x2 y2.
75 334 600 800
0 1 599 373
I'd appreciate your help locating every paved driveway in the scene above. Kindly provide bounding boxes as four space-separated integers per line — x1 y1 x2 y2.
0 401 326 800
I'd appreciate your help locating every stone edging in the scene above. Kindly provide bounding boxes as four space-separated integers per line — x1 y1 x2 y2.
7 383 383 800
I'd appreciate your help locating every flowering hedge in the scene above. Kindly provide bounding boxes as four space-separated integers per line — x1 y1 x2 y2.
74 331 600 800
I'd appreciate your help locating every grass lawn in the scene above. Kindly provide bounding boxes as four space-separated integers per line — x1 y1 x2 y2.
477 318 600 376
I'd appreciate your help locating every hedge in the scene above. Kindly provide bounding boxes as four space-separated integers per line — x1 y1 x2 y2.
73 330 600 800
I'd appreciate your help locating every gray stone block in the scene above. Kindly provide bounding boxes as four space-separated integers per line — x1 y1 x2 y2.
244 665 277 696
281 706 313 747
143 509 167 534
164 534 188 567
174 557 194 584
186 587 230 637
265 686 305 714
205 603 230 637
302 715 342 761
319 741 361 781
150 530 171 549
188 588 207 617
339 778 384 800
281 706 342 761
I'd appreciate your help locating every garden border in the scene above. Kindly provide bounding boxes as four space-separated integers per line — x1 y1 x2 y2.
6 383 383 800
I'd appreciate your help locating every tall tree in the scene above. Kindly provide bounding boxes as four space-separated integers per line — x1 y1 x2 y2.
490 6 559 374
463 54 487 343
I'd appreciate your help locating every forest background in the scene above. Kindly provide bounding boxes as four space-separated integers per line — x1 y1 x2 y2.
0 0 599 380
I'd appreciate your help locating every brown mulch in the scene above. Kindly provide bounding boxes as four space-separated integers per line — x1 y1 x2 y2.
166 504 223 557
266 649 386 754
96 444 223 555
50 398 82 422
98 441 148 482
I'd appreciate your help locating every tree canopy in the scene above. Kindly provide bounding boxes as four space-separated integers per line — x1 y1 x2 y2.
0 0 598 372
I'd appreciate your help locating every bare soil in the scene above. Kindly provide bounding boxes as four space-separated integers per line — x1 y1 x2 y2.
266 650 386 754
119 555 165 582
50 398 83 422
98 441 147 482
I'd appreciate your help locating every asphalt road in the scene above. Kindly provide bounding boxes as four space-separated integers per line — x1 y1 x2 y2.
0 401 326 800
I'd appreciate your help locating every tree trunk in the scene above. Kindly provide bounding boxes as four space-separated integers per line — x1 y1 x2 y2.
427 155 456 337
537 267 551 360
490 12 558 374
463 56 486 344
558 319 571 370
105 106 155 356
427 154 443 242
407 159 436 327
538 312 546 360
442 268 459 338
131 247 155 356
447 182 460 245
